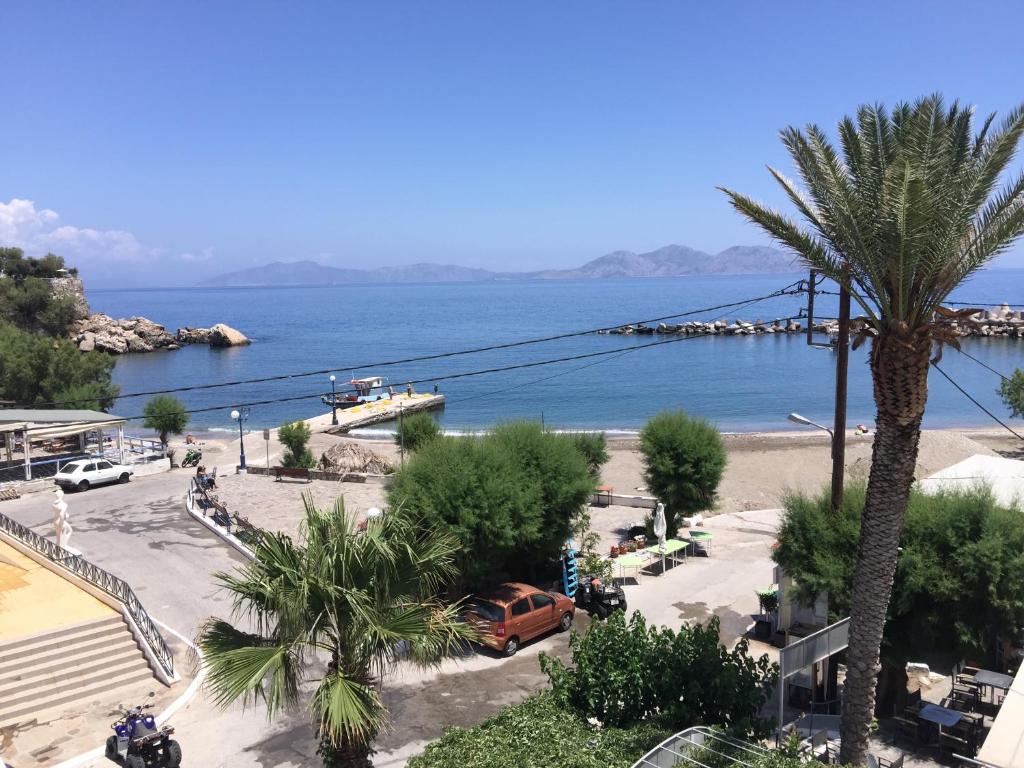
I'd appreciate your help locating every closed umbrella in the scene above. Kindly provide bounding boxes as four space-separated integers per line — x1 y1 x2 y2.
653 502 667 573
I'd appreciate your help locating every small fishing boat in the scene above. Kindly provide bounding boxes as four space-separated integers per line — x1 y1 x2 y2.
321 376 392 410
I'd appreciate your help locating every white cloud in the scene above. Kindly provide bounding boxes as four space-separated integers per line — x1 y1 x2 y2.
0 197 176 265
179 246 216 263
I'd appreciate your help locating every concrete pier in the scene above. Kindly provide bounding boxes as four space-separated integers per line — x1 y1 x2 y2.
310 392 446 434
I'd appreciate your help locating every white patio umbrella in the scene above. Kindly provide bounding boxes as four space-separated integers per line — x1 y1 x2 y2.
653 501 667 573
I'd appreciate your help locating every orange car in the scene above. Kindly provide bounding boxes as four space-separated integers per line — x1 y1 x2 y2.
464 582 575 656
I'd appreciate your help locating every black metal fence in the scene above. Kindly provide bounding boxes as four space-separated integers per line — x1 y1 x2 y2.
0 510 175 678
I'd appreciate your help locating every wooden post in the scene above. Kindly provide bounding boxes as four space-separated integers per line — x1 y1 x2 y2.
831 279 851 513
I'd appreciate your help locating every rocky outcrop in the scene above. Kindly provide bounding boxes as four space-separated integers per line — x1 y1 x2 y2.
176 327 212 344
72 314 178 354
47 277 91 320
209 323 250 347
72 315 251 354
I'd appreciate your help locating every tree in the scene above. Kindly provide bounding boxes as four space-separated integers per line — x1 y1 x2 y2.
395 411 441 453
775 483 1024 676
198 496 474 767
572 432 610 478
999 368 1024 418
278 420 316 468
540 611 777 735
142 395 189 452
639 411 726 538
721 95 1024 763
0 322 118 409
388 421 596 593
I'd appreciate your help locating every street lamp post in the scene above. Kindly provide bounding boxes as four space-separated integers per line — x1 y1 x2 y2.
787 412 842 511
398 403 405 466
329 375 338 426
231 408 249 473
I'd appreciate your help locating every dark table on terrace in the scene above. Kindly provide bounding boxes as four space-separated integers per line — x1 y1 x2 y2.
919 704 963 728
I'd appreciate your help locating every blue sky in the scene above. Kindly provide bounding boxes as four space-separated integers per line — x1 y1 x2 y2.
4 1 1024 287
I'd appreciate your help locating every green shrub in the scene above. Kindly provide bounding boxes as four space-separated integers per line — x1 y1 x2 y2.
396 411 441 453
278 420 316 468
999 368 1024 418
389 420 596 592
774 483 1024 665
406 692 672 768
540 611 777 735
640 410 726 537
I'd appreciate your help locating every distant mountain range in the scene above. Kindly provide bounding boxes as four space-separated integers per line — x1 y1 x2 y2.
198 245 796 287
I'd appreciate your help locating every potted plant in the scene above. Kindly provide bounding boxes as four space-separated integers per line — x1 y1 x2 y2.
754 588 779 640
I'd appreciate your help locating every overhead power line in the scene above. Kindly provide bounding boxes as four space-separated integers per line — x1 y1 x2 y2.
956 347 1012 382
118 311 805 421
22 283 805 409
930 362 1024 441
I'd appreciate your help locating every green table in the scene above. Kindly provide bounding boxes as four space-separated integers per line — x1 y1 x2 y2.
644 537 691 572
615 551 649 581
688 531 713 555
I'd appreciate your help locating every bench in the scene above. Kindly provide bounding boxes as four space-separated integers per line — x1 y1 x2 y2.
273 466 312 483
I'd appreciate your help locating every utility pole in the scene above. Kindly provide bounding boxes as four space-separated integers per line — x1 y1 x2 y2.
831 277 850 513
806 270 850 512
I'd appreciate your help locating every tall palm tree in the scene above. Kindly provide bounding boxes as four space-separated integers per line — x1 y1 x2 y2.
721 95 1024 765
197 495 475 767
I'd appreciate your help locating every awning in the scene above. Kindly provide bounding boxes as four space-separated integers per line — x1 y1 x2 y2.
23 419 124 440
977 662 1024 767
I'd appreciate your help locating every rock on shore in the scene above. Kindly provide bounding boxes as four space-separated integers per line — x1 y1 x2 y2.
72 315 250 354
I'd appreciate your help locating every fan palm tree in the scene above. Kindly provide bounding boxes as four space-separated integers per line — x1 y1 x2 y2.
197 495 475 767
721 95 1024 765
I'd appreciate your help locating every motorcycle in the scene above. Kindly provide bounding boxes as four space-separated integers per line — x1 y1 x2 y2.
104 694 181 767
574 574 627 620
181 447 202 467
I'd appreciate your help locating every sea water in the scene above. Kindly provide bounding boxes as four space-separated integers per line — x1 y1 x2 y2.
91 271 1024 434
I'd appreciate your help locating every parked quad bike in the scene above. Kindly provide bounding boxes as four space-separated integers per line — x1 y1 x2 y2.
104 694 181 767
574 574 627 619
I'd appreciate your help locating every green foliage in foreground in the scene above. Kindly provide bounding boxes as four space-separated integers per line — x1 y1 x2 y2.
0 321 118 409
999 368 1024 418
389 420 596 592
142 395 189 449
541 611 778 735
278 419 316 468
640 410 727 537
774 483 1024 665
395 411 441 453
406 692 673 768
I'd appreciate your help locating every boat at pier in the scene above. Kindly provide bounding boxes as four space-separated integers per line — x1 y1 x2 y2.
321 376 392 410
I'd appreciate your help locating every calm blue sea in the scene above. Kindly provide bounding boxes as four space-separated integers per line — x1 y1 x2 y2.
90 271 1024 435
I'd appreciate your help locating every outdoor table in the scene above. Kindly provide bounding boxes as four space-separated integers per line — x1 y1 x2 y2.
594 485 614 507
688 531 713 556
644 537 690 573
974 669 1014 704
918 704 963 748
615 552 648 582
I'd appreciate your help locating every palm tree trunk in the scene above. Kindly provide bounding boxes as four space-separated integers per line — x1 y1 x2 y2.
839 331 930 766
317 730 373 768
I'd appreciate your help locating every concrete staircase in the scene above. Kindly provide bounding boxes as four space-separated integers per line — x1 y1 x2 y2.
0 615 157 727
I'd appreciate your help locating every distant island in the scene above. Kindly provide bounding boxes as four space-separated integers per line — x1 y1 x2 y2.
199 244 796 287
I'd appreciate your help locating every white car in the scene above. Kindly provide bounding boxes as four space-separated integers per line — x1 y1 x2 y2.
54 459 134 491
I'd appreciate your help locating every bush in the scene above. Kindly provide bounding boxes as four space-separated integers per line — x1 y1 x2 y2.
774 483 1024 666
278 420 316 468
388 421 596 592
640 411 726 537
406 692 672 768
396 411 441 453
142 395 189 450
541 611 777 735
572 432 609 478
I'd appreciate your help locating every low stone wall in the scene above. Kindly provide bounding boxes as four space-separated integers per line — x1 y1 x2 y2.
241 465 394 487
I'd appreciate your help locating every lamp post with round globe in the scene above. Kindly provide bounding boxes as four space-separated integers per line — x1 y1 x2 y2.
231 408 249 473
329 375 338 426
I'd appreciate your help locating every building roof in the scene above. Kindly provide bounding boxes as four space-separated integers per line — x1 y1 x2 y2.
0 409 125 425
918 454 1024 508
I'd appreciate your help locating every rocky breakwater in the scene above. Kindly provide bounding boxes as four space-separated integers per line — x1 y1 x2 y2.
72 315 250 354
597 303 1024 341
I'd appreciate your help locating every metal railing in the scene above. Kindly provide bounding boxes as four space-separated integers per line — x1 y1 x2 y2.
0 510 175 678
